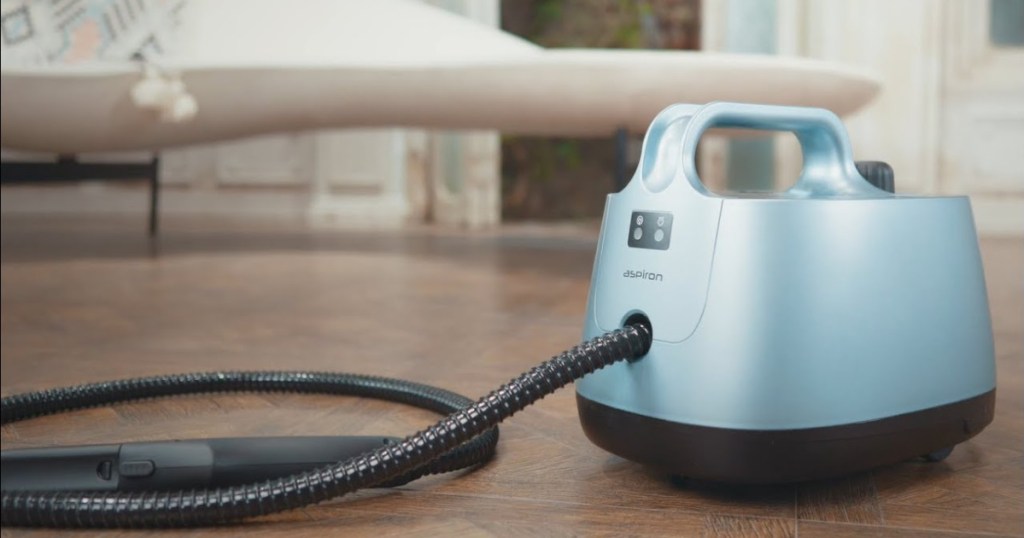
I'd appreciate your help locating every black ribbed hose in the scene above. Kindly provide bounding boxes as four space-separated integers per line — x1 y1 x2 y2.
1 324 651 528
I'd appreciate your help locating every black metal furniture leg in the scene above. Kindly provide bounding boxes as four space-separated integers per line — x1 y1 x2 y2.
149 157 160 237
0 154 161 237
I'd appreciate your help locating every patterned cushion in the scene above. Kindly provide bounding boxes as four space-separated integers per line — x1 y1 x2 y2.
0 0 183 66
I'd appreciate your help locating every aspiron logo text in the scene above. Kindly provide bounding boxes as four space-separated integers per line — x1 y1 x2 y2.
623 269 663 282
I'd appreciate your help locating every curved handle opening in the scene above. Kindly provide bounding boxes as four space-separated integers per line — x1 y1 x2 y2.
672 102 883 198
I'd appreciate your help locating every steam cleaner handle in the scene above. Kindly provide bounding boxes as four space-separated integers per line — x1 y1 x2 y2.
0 436 401 492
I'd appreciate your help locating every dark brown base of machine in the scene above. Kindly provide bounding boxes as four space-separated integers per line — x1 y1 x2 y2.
576 390 995 484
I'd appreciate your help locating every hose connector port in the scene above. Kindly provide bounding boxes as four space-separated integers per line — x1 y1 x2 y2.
622 312 653 359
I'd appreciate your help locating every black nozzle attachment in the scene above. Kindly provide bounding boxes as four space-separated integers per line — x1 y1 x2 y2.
1 436 404 493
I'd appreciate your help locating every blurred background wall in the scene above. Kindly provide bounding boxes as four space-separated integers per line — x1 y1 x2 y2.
759 0 1023 235
2 0 1021 234
502 0 1023 235
1 0 505 229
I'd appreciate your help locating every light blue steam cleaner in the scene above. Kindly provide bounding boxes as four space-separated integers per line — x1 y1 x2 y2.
576 101 996 483
0 102 995 528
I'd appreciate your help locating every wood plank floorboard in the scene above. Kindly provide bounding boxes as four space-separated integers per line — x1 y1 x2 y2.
1 216 1021 537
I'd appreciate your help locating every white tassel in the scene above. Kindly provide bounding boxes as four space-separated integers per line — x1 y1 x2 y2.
130 64 198 123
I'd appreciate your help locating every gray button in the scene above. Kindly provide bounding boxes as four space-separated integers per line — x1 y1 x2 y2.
654 229 665 242
633 227 643 240
119 460 155 478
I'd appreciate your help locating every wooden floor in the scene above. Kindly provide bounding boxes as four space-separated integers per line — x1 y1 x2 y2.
1 216 1021 537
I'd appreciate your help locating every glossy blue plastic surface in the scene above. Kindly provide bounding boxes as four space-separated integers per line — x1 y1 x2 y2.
577 102 996 430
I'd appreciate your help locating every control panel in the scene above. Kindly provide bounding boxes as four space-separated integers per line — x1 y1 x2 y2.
627 211 673 250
